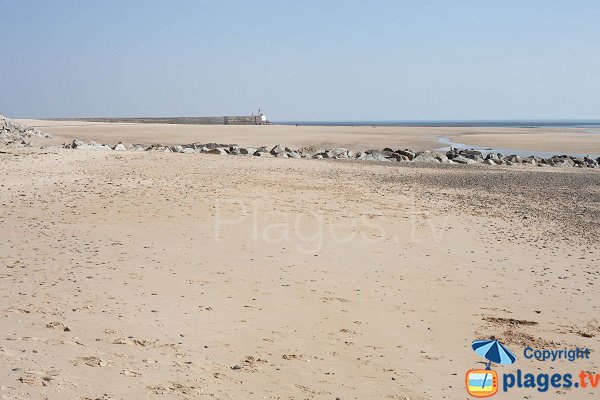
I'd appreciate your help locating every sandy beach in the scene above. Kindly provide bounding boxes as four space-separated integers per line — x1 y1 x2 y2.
1 121 599 399
17 119 600 155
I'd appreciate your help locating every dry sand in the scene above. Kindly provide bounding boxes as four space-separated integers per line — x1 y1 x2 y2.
1 123 599 399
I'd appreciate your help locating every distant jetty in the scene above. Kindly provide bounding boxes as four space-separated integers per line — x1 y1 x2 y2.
45 112 269 126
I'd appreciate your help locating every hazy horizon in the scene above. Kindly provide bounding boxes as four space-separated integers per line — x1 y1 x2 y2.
2 0 599 120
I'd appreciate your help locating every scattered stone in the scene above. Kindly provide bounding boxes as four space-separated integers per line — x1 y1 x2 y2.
46 321 70 332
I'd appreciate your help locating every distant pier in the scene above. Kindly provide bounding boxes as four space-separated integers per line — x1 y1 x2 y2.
46 114 269 125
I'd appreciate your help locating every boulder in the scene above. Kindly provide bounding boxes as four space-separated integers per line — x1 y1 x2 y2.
485 153 501 162
329 148 349 158
548 156 575 168
73 140 112 151
297 146 324 157
584 156 598 168
387 152 407 161
206 148 229 155
506 155 523 164
114 143 126 151
395 149 415 160
460 149 483 160
435 154 449 163
0 115 52 145
270 144 285 156
253 151 273 157
412 153 440 163
239 147 257 155
364 153 390 162
228 146 242 155
452 155 477 164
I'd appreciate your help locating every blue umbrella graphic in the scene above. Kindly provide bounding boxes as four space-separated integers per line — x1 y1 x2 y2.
471 339 516 389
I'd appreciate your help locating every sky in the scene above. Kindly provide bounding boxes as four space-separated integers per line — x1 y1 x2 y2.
1 0 599 121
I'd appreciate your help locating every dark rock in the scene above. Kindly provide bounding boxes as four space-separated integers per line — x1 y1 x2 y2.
270 144 285 155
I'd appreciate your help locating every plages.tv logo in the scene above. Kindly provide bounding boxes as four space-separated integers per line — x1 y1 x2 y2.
466 339 516 398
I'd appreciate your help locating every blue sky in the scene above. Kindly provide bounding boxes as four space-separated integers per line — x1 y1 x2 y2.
1 0 599 120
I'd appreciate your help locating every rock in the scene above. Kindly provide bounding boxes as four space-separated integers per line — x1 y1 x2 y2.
181 147 196 154
73 140 112 151
387 152 408 161
312 154 324 159
584 156 598 167
206 148 228 155
239 147 256 155
483 159 496 165
253 151 273 157
367 149 394 158
364 152 390 162
395 149 415 160
506 154 523 163
547 156 575 168
329 148 349 158
412 153 440 163
485 153 501 162
0 115 52 145
452 155 477 164
287 151 302 159
199 142 237 150
270 144 285 156
460 149 483 160
114 143 126 151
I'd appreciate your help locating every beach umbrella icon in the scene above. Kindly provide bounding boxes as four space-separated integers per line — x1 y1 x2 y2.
472 339 516 369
